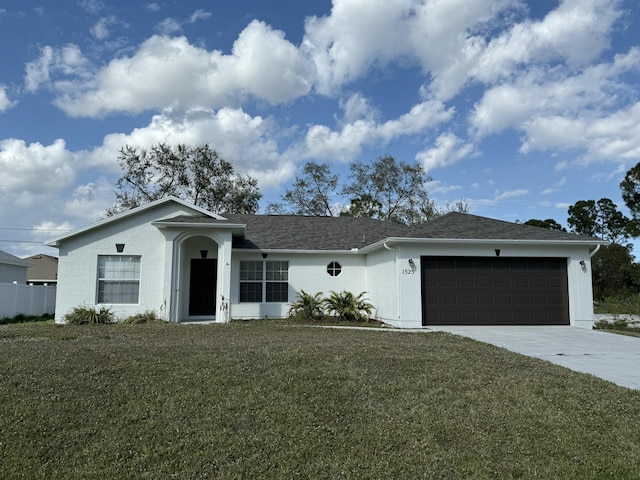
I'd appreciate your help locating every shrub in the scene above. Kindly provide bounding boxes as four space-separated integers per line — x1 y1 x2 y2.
288 290 325 320
63 305 115 325
322 291 374 322
122 310 164 324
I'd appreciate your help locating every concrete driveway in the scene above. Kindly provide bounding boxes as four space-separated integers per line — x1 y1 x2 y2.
427 326 640 390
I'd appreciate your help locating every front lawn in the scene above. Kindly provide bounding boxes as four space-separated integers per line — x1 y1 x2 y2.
2 321 640 479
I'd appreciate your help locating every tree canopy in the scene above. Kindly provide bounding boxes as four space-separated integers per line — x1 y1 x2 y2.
106 143 261 216
269 156 467 225
567 198 632 244
523 219 566 231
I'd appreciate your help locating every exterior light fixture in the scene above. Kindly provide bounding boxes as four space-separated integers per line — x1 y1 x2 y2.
579 260 586 268
495 249 501 257
408 258 416 269
200 250 208 259
116 243 125 253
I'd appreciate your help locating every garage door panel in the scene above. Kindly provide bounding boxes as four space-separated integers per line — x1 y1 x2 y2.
422 256 569 326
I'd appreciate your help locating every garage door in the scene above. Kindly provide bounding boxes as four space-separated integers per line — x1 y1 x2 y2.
421 256 569 326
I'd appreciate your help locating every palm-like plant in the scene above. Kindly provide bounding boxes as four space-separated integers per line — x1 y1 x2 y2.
322 291 374 322
288 290 325 320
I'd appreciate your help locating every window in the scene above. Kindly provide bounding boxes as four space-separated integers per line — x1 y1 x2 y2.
327 261 342 277
97 255 140 304
240 260 289 302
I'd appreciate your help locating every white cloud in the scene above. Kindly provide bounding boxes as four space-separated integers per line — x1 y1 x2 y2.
495 189 528 201
189 9 212 23
51 22 314 117
0 85 15 111
156 18 182 35
304 100 453 161
0 139 78 193
82 106 292 191
91 16 118 40
78 0 104 15
416 133 474 171
541 177 566 195
24 44 92 93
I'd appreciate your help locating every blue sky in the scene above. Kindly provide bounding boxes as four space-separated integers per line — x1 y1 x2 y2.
1 0 640 257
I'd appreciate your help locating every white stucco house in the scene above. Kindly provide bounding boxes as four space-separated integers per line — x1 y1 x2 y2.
46 197 605 328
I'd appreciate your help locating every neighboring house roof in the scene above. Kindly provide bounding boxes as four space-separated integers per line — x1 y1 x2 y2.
24 254 58 282
0 249 30 268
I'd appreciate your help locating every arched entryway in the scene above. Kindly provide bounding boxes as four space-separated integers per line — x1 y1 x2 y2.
178 235 220 321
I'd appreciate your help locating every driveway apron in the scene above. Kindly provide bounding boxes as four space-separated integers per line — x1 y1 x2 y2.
427 326 640 390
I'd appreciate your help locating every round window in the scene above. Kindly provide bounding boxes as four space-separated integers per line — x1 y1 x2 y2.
327 261 342 277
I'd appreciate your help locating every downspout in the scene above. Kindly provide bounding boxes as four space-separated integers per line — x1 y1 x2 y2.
384 242 401 321
589 244 601 257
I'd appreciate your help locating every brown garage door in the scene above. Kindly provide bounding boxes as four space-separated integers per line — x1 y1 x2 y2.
421 256 569 326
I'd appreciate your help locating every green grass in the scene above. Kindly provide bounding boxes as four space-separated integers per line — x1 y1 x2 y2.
2 321 640 479
595 293 640 315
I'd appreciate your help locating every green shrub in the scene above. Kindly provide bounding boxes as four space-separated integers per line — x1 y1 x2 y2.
288 290 325 320
63 305 115 325
322 291 374 322
122 310 164 324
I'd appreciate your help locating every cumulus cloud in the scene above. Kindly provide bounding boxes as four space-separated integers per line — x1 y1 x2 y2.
81 106 292 190
0 139 78 193
470 47 640 150
51 21 314 117
304 100 454 161
416 133 474 171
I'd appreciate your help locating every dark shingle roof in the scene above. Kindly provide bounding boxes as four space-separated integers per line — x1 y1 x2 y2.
163 214 412 250
160 212 602 250
407 212 601 242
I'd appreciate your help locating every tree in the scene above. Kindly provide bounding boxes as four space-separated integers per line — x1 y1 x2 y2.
269 161 338 216
621 163 640 219
106 143 261 216
342 155 433 224
567 198 631 244
523 219 566 231
591 244 640 299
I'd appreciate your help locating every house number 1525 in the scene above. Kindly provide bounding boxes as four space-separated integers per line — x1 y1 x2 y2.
402 269 415 275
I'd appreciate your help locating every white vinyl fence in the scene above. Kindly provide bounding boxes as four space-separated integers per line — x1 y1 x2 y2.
0 282 56 318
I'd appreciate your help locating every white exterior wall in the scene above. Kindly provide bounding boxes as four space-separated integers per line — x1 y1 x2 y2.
365 247 401 324
229 252 367 319
54 204 199 323
373 241 596 329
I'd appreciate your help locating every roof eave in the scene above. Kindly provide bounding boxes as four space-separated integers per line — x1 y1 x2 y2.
45 197 223 247
232 248 363 255
359 236 609 253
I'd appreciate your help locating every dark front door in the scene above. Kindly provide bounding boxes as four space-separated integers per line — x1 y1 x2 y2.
421 256 569 326
189 259 217 316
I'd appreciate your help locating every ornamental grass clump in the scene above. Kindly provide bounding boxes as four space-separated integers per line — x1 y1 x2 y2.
63 305 115 325
288 290 325 321
322 290 374 322
122 310 164 324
